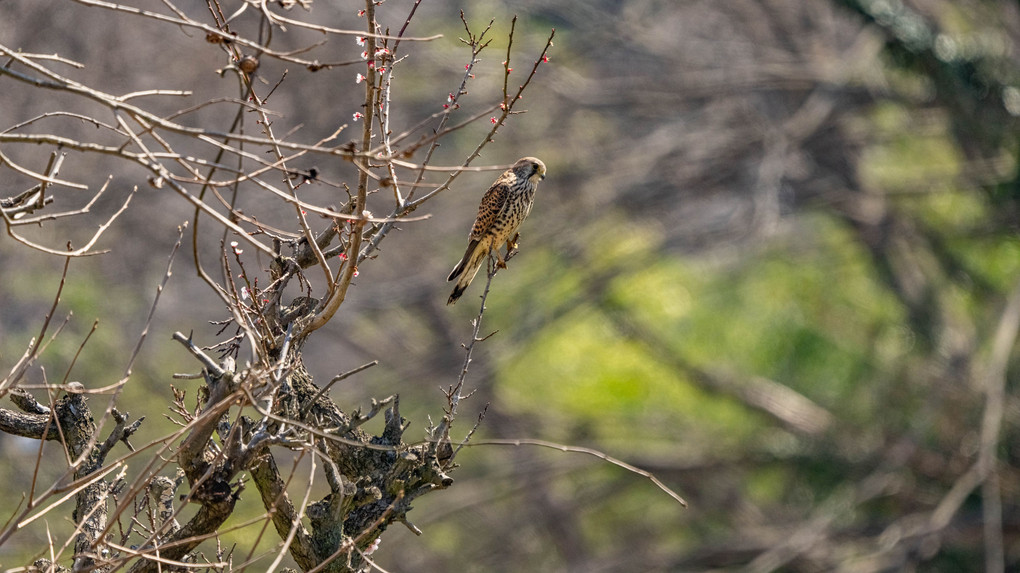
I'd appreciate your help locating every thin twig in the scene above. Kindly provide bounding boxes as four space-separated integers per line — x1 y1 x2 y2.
465 438 688 508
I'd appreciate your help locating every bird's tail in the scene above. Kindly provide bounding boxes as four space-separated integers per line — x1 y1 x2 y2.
447 242 486 305
447 283 468 306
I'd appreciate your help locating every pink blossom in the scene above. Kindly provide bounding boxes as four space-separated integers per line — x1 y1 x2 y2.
365 537 381 555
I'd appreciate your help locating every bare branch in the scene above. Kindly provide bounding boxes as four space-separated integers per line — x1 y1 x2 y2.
466 438 687 508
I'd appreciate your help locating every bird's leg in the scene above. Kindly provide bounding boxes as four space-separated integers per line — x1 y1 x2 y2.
500 232 520 268
486 247 507 271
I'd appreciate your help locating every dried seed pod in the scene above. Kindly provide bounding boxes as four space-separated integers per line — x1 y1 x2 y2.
239 55 259 74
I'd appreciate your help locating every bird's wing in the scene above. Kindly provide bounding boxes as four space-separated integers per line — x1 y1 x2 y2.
469 180 511 240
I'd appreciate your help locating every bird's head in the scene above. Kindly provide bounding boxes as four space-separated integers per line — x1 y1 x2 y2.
514 157 546 182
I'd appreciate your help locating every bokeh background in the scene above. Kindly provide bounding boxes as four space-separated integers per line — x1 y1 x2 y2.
2 0 1020 571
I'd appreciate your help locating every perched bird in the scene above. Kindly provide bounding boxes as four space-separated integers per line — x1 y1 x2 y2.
447 157 547 305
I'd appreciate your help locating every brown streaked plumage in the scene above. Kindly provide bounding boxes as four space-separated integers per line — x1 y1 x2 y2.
447 157 547 305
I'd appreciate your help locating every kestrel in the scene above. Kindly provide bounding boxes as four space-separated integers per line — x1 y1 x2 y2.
447 157 547 305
